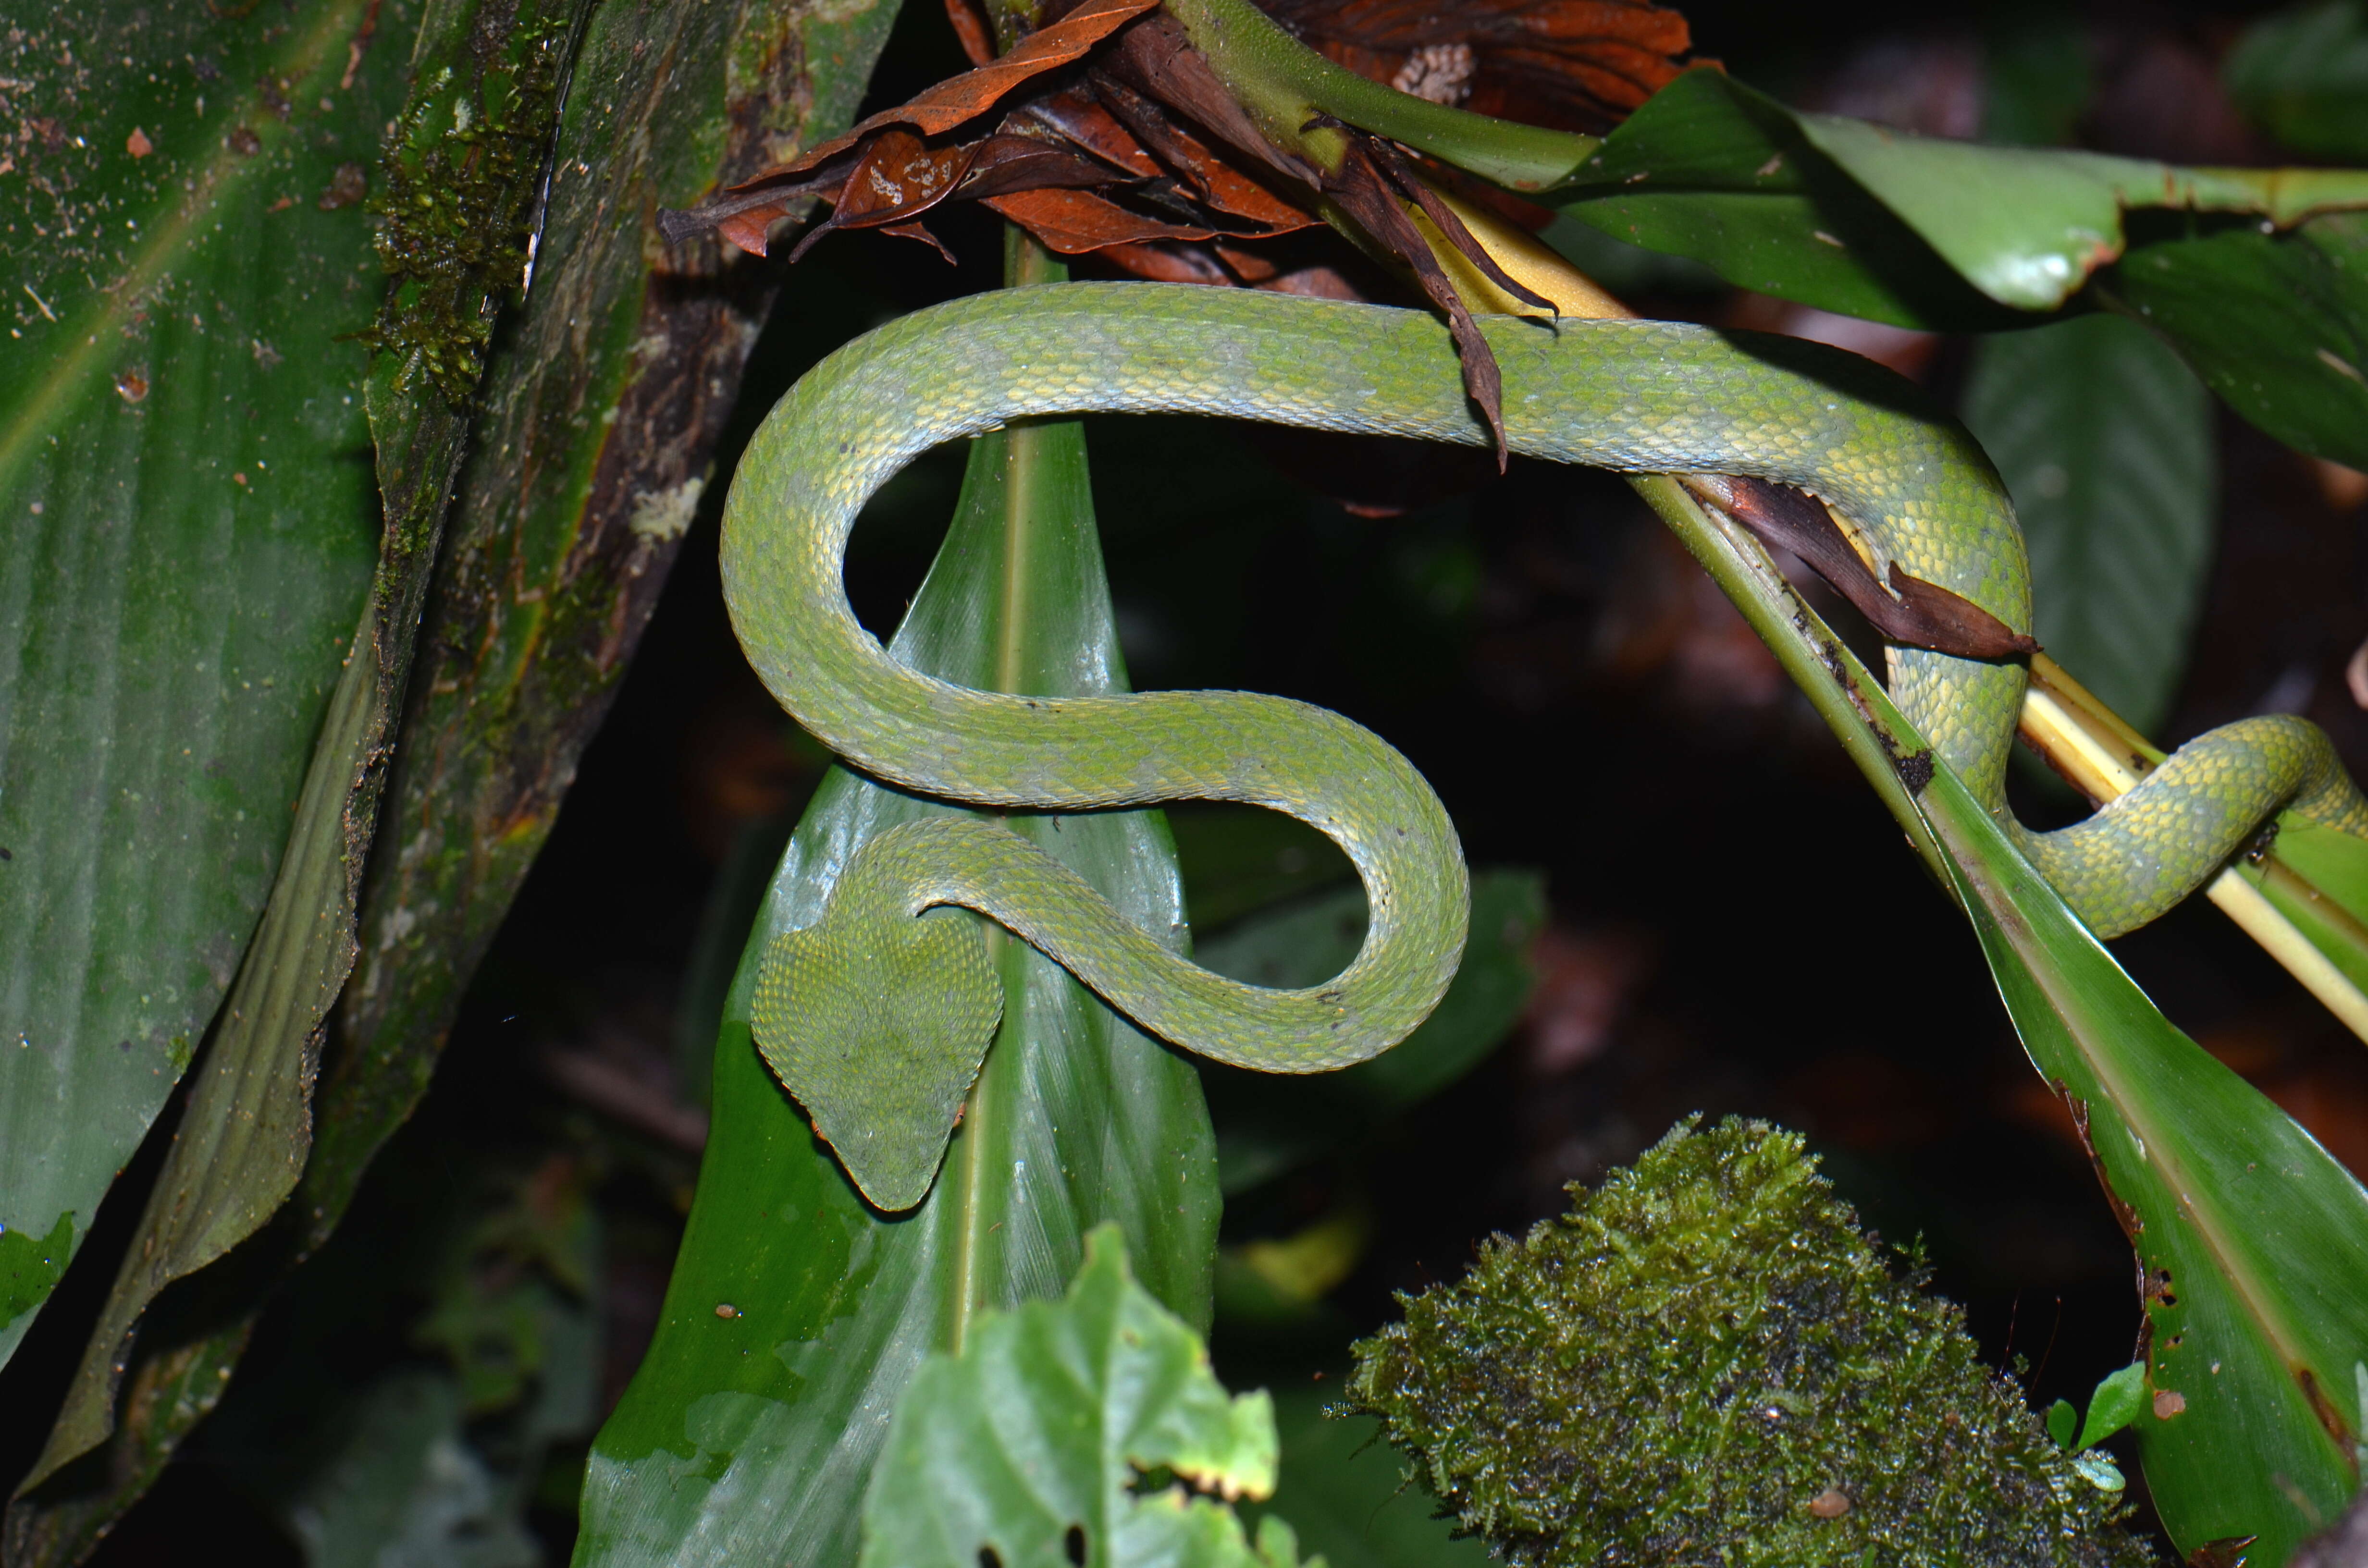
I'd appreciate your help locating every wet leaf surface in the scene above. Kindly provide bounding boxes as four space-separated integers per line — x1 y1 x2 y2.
0 0 410 1377
12 0 589 1514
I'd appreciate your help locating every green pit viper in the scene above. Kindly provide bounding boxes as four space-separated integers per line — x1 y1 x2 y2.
721 281 2368 1210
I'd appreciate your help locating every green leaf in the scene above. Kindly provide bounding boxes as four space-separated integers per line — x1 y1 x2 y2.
1546 70 2368 326
14 0 584 1502
1241 1387 1493 1568
1912 747 2368 1563
1546 72 2015 331
2047 1399 2080 1450
3 0 902 1553
2226 1 2368 163
1198 871 1543 1194
2076 1363 2149 1452
575 275 1221 1568
2097 214 2368 470
0 0 400 1372
859 1225 1289 1568
1961 314 2216 735
2241 819 2368 1000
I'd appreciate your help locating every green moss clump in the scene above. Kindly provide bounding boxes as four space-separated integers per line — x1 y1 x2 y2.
1344 1117 2153 1568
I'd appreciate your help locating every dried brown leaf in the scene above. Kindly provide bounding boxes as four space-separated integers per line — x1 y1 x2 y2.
1318 126 1508 464
982 185 1225 251
736 0 1159 188
1702 475 2039 659
1093 76 1318 231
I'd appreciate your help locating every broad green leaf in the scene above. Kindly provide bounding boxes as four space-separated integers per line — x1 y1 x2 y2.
1961 314 2216 735
0 0 403 1372
1538 72 2368 465
1198 871 1542 1194
1913 748 2368 1562
2227 1 2368 163
13 0 585 1503
2098 214 2368 470
859 1225 1290 1568
1546 71 2015 331
1549 71 2368 318
575 285 1221 1568
4 0 902 1552
1241 1387 1492 1568
1790 115 2368 312
2076 1363 2149 1452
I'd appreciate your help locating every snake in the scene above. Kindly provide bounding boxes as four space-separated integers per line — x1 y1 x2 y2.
720 280 2368 1210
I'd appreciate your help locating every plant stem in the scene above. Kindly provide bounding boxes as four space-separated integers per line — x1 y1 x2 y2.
948 226 1075 1355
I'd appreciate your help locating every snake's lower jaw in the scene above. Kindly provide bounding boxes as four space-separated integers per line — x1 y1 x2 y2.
752 904 1004 1211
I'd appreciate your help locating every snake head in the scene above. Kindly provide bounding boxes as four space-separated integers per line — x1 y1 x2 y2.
752 897 1003 1211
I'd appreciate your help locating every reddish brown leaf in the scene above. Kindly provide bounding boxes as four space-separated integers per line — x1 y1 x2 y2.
1697 474 2040 660
1020 87 1167 178
1099 8 1318 187
715 204 795 255
1096 239 1239 284
758 0 1160 184
982 185 1224 251
879 220 961 264
1092 76 1318 232
831 129 981 225
954 132 1134 201
1360 129 1555 312
783 129 983 262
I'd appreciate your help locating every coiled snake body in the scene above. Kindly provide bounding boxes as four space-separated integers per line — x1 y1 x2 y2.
722 282 2368 1208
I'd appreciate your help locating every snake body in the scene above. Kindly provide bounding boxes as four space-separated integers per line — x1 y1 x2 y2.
723 282 2368 1208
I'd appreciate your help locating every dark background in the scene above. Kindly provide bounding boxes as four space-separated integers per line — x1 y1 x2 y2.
41 0 2368 1557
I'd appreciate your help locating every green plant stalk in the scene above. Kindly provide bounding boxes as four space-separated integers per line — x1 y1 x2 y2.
939 228 1074 1357
1158 0 1597 190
